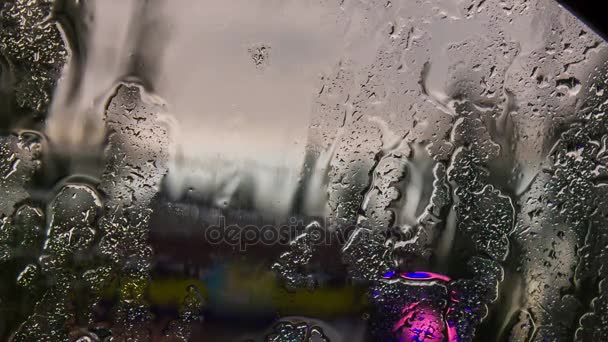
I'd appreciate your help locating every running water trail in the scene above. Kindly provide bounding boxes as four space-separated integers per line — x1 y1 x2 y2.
46 0 140 150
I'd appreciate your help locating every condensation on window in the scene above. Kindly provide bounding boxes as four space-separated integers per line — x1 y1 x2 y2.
1 0 608 341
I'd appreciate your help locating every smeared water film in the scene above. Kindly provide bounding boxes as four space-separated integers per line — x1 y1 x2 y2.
1 0 608 340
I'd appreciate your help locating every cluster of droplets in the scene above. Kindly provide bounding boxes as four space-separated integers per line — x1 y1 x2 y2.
510 59 608 341
272 0 608 341
271 222 320 291
0 84 203 341
265 321 329 342
0 0 67 114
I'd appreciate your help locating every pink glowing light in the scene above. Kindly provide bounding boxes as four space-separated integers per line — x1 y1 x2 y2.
385 271 460 341
393 302 446 342
445 319 459 342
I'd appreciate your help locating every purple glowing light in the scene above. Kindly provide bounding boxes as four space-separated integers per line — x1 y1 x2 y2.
383 270 397 278
399 271 451 282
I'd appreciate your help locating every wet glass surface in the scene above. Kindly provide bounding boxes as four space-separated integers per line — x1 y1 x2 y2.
1 0 608 341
